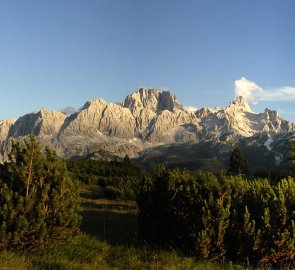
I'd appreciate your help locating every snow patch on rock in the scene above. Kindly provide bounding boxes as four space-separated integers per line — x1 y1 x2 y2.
275 155 282 165
264 138 273 151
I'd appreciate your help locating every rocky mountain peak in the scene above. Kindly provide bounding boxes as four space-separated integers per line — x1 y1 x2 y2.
158 90 183 112
264 108 279 118
81 98 107 111
38 108 66 119
263 108 280 129
0 119 16 141
123 88 183 114
122 88 159 113
227 96 252 113
8 109 67 138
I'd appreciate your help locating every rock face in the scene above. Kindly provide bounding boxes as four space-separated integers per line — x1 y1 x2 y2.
8 109 66 138
0 119 16 141
122 88 183 134
60 98 135 138
0 89 294 164
123 88 183 114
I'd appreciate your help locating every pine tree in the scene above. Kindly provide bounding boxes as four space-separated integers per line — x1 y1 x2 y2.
123 154 131 165
228 146 249 175
289 137 295 176
0 135 81 251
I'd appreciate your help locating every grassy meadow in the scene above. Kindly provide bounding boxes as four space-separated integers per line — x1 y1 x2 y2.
0 185 249 270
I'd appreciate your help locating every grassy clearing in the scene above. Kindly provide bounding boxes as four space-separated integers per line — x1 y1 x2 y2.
79 185 137 245
0 185 249 270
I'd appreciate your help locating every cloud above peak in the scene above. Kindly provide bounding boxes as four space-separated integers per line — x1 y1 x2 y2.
234 77 262 104
234 77 295 104
184 106 198 112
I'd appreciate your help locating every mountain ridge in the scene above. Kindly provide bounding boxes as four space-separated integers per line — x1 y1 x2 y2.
0 88 294 169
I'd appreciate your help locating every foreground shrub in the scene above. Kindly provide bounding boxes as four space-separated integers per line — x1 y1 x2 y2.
0 136 81 251
137 167 295 267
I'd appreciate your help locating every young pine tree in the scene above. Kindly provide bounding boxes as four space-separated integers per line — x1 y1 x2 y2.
0 135 81 251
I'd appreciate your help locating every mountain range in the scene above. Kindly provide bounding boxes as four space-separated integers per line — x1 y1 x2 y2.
0 88 294 171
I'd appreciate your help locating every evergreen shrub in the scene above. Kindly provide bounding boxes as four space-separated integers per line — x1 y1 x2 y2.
0 136 81 251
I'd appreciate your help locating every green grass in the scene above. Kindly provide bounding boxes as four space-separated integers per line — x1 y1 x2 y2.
0 185 250 270
79 185 137 245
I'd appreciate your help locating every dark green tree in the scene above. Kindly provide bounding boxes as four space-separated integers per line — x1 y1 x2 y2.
0 135 81 251
289 137 295 176
123 154 131 165
228 146 249 175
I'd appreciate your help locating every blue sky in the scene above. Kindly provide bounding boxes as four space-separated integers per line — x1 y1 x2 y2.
0 0 295 121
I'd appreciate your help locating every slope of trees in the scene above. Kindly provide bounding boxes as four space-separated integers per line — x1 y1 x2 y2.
66 157 148 200
137 167 295 267
0 136 81 251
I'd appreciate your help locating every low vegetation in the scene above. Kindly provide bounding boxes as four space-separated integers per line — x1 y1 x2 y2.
138 166 295 268
0 138 294 269
0 185 246 270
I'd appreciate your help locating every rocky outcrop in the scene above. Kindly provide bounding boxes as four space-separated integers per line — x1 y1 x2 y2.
60 98 136 139
0 119 16 141
123 88 183 133
123 88 183 114
60 98 109 136
145 110 195 143
8 109 66 138
227 96 252 113
262 108 294 132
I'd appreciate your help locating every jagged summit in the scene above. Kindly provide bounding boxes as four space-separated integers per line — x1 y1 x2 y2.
0 119 16 141
8 109 66 138
123 88 183 113
227 96 252 113
80 98 107 111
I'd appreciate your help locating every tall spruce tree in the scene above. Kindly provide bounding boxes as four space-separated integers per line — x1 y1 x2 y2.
0 135 81 251
228 146 249 175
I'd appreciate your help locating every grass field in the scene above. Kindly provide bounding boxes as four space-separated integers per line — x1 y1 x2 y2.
0 185 249 270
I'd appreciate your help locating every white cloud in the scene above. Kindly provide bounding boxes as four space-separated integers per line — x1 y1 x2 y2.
234 77 263 104
234 77 295 103
261 86 295 101
61 106 76 115
184 106 198 112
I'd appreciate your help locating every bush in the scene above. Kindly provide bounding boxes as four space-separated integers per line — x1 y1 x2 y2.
66 158 148 200
102 175 146 200
137 167 295 267
0 136 81 251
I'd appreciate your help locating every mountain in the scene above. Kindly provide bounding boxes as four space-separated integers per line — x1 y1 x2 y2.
0 88 294 171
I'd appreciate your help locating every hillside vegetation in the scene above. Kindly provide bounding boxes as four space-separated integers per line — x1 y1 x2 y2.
0 137 294 269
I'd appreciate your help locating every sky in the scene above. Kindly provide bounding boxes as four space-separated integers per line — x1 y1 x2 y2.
0 0 295 121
